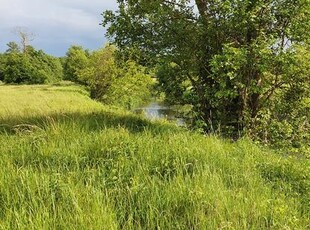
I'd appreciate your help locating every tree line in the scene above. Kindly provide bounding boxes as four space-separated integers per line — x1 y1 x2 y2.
0 42 153 109
102 0 310 154
0 41 63 84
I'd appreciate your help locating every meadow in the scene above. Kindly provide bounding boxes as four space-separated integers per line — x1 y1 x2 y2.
0 84 309 229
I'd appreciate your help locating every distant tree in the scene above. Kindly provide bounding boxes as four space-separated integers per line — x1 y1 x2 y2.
63 45 89 82
59 56 66 68
0 53 6 81
27 46 63 82
3 52 35 84
2 27 62 85
5 42 20 54
2 43 63 84
13 27 35 53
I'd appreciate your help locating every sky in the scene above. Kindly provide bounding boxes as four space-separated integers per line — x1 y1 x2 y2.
0 0 118 56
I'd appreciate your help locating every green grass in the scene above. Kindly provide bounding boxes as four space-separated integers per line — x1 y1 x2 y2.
0 84 309 229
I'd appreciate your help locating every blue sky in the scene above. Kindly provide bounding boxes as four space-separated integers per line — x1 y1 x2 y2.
0 0 118 56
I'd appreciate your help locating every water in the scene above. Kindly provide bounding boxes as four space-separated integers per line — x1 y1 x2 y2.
134 101 185 126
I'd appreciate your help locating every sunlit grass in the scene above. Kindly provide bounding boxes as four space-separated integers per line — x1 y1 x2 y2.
0 84 309 229
0 84 101 118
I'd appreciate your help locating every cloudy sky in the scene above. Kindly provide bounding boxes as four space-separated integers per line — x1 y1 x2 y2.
0 0 118 56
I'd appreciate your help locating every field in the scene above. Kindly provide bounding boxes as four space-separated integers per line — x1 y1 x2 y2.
0 85 309 229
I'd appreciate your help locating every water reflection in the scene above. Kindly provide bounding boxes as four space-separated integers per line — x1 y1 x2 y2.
134 102 185 126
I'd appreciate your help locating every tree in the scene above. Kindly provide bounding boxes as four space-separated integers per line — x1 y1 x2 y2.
3 52 35 84
102 0 310 138
26 46 63 83
2 43 63 84
13 27 35 53
106 59 154 109
0 53 6 81
78 45 153 109
77 45 116 98
5 42 20 54
63 45 89 82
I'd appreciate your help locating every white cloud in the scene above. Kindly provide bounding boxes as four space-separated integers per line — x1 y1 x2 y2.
0 0 118 56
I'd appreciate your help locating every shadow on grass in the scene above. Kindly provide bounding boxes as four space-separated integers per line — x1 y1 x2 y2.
0 110 181 136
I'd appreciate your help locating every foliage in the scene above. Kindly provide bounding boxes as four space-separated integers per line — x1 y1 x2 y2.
254 44 310 154
0 53 6 81
102 0 310 148
63 45 89 82
156 62 192 105
27 46 63 83
78 45 153 109
0 85 309 229
3 52 41 84
5 41 20 54
1 43 63 84
105 60 154 109
77 45 116 97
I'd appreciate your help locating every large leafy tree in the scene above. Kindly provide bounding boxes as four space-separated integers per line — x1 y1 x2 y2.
103 0 310 138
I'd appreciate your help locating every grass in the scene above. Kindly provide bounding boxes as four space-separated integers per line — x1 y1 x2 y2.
0 84 309 229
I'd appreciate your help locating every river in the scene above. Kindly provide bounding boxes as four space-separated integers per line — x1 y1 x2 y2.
133 101 185 126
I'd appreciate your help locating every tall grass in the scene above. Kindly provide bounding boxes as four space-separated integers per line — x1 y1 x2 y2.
0 84 309 229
